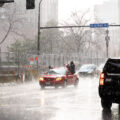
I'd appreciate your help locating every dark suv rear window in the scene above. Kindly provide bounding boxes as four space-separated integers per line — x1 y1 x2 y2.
103 59 120 73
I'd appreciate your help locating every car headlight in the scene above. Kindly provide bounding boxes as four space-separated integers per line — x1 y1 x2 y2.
56 77 62 81
40 77 44 81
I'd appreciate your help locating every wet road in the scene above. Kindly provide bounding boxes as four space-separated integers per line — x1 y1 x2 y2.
0 77 120 120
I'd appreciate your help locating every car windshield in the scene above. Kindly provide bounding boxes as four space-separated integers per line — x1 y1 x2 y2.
47 67 66 75
104 59 120 73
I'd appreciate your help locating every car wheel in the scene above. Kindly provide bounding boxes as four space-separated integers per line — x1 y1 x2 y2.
74 79 79 87
54 84 59 89
63 80 67 88
41 85 45 89
101 99 112 110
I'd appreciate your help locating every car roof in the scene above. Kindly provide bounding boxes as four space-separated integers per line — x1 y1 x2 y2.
81 64 96 67
108 57 120 60
106 58 120 62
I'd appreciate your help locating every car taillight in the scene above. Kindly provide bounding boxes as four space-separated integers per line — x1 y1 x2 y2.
99 73 104 85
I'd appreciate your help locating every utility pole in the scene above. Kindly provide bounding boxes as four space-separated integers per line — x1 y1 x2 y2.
105 29 110 58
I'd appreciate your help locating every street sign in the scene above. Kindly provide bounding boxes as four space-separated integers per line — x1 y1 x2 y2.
35 57 37 61
90 23 109 28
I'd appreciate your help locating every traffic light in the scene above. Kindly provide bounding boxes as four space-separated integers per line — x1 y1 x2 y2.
0 2 4 7
26 0 35 9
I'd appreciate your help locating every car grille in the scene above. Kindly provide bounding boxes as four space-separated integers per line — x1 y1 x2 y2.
44 78 55 81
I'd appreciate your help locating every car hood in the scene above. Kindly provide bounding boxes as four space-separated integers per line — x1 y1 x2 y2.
43 74 64 78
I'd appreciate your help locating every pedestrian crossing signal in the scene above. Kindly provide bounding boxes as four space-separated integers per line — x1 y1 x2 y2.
26 0 35 9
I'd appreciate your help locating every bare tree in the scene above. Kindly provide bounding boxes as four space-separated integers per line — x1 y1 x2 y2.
62 10 90 54
40 20 64 54
0 3 25 46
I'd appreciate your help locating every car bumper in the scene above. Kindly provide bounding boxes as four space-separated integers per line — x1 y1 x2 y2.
99 86 120 103
39 80 64 86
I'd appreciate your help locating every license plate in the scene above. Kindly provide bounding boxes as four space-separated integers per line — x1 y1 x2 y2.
46 82 50 85
106 78 111 82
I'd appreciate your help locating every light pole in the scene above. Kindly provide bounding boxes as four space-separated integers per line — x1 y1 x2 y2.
37 0 43 72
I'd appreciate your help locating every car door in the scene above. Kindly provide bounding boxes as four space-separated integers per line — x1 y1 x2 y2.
72 74 77 84
67 73 73 85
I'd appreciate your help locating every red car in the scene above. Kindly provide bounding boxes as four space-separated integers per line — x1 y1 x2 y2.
39 67 79 89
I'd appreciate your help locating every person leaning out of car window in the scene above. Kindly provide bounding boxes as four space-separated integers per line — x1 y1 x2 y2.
66 64 71 74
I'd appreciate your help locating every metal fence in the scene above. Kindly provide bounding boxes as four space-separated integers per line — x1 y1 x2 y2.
38 53 106 70
0 52 106 73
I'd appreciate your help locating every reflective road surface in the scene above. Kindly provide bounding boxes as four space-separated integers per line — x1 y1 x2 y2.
0 77 120 120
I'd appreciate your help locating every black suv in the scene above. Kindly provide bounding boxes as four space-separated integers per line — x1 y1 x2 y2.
99 58 120 109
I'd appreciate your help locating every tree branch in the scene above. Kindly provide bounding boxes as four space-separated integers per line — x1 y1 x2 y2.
0 23 12 45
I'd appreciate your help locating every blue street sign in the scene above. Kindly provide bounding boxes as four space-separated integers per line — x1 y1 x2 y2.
90 23 109 28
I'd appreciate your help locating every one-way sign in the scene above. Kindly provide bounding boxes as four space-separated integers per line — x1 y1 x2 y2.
90 23 109 28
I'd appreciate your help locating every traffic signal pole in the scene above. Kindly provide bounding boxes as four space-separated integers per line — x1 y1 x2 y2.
105 29 110 58
39 24 120 30
0 0 14 7
0 0 14 3
37 0 43 73
38 1 41 55
39 24 120 59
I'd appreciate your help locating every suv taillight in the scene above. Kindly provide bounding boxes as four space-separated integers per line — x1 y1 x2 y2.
99 73 104 85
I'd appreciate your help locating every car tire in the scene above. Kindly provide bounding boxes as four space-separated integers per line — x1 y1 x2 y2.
101 99 112 110
74 79 79 87
55 85 58 89
63 80 67 88
41 85 45 89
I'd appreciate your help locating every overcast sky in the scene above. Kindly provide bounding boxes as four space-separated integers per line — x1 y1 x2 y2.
58 0 108 21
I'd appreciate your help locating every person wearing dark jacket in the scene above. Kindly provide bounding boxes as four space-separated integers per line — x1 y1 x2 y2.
49 65 53 69
70 61 75 74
